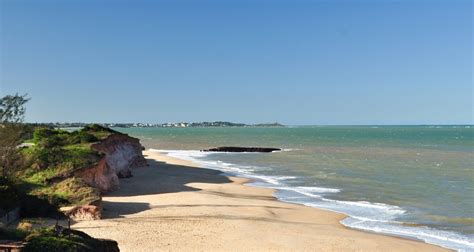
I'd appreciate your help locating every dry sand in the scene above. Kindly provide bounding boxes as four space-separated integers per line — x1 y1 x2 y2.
72 150 449 251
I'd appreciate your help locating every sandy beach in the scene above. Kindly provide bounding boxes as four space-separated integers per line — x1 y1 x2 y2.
72 150 449 251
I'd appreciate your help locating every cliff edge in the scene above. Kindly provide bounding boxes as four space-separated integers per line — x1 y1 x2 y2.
77 133 148 192
16 125 148 221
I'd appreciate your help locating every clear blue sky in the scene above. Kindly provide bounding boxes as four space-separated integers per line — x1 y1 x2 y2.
1 0 472 125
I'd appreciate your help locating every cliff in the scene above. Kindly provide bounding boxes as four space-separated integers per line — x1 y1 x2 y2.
18 125 148 220
71 131 148 220
6 125 131 251
75 159 119 193
92 134 148 179
74 133 147 193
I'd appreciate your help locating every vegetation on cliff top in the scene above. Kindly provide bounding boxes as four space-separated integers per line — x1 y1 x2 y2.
14 125 116 216
0 94 121 250
0 94 115 215
0 122 117 217
1 124 117 248
0 94 119 215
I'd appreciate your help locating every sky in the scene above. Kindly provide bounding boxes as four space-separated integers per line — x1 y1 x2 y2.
0 0 472 125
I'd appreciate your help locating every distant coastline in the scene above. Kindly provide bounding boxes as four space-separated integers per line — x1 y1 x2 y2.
26 121 285 129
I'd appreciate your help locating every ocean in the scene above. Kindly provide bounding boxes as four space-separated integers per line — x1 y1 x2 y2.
115 126 474 251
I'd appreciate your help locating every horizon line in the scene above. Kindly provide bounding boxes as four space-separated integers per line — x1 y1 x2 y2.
22 122 474 127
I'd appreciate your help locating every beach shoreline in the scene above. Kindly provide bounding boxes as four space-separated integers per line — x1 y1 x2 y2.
72 150 449 251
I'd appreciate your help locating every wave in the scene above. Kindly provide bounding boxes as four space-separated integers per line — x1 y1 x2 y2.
272 186 340 199
149 148 474 252
342 217 474 251
280 148 298 152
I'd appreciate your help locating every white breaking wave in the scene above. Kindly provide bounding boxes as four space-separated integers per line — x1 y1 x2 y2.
280 148 299 152
296 186 341 193
271 186 340 199
342 218 474 252
149 148 474 252
249 175 297 185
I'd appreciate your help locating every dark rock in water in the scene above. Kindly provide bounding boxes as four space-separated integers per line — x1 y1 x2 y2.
201 147 281 153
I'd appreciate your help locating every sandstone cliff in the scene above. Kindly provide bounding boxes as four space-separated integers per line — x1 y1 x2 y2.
65 132 148 220
76 133 148 193
92 134 148 178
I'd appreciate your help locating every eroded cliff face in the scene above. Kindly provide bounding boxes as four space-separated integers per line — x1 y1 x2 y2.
76 133 147 193
75 159 119 193
68 133 147 220
92 134 148 178
61 200 102 221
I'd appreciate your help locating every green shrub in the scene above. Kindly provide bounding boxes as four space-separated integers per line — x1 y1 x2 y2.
33 128 71 148
52 178 100 205
30 143 101 170
42 134 66 148
33 127 100 148
68 131 99 144
63 147 102 168
33 128 56 144
81 124 111 133
33 147 65 168
81 124 119 140
17 125 110 218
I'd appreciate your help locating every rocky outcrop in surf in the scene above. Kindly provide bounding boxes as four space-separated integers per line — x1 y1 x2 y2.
201 147 281 153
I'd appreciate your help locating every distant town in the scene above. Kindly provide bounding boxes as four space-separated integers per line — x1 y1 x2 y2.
29 121 285 128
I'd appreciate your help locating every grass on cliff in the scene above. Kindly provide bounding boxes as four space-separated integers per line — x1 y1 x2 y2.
80 124 120 140
10 125 116 217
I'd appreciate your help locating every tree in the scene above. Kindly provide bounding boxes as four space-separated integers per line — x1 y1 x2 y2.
0 93 30 123
0 93 30 177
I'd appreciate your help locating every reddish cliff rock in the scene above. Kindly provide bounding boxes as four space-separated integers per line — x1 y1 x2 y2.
75 159 119 192
91 134 148 178
61 200 102 221
75 133 147 193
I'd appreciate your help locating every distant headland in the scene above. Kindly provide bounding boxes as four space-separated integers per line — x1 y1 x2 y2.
27 121 285 128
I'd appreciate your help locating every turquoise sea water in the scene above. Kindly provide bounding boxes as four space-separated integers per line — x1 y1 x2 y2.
115 126 474 251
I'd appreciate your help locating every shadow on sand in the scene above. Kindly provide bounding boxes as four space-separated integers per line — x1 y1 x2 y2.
74 156 303 227
109 157 232 197
100 156 234 218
